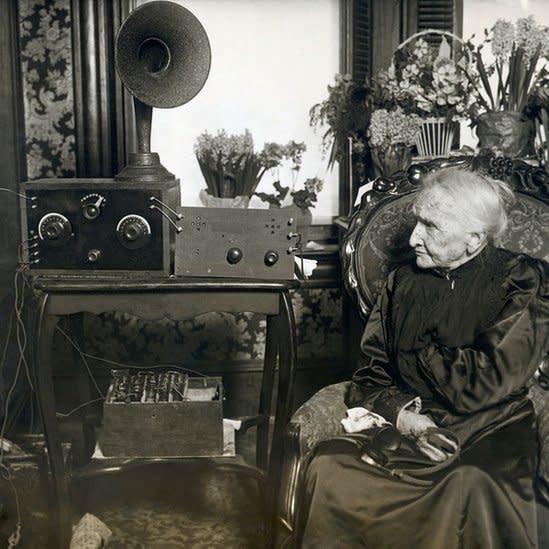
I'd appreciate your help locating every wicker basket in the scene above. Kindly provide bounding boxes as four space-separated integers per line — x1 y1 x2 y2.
393 29 470 159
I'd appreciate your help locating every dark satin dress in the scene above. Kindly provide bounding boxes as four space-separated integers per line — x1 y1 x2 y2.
300 247 549 549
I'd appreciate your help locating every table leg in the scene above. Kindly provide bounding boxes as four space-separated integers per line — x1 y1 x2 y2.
69 313 96 465
264 290 297 547
257 314 278 469
270 290 297 475
34 293 72 549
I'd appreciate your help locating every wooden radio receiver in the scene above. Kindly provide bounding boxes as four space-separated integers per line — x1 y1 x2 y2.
174 206 299 280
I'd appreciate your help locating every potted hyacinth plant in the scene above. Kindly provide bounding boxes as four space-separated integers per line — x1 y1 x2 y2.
464 16 549 158
367 107 422 177
194 129 298 207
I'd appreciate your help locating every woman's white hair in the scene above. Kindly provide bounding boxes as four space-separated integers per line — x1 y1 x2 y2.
414 166 516 244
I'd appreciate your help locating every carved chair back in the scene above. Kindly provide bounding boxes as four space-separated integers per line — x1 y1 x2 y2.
341 157 549 318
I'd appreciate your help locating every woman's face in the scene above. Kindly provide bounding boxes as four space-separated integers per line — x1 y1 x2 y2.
409 191 476 270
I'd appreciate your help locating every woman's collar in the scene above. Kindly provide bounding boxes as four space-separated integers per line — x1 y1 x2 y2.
431 244 492 280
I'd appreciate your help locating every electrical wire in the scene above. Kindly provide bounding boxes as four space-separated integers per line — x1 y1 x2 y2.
0 187 31 200
0 349 22 467
1 463 21 547
55 326 105 399
0 268 30 467
55 325 208 378
14 268 33 392
0 311 16 468
55 397 105 418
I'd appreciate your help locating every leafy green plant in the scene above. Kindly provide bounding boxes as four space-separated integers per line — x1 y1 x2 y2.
309 74 371 168
255 177 323 211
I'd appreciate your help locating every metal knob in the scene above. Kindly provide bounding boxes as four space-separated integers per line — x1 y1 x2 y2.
81 193 106 220
38 213 72 247
264 250 279 266
226 247 243 264
44 221 65 240
124 224 141 241
116 214 151 249
87 249 102 263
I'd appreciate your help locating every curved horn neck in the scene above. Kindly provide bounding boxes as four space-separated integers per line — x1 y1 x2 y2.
134 97 152 154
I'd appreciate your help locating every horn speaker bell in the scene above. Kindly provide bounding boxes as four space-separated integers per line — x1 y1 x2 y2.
115 0 211 109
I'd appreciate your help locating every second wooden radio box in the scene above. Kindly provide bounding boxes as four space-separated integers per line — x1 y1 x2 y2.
98 371 223 458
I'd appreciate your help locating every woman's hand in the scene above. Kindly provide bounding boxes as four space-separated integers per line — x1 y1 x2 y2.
397 409 458 462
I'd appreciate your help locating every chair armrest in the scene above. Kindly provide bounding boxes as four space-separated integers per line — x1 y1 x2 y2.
530 382 549 504
275 382 349 548
290 381 350 458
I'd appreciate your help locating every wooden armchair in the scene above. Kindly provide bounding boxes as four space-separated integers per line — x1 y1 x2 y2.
275 156 549 548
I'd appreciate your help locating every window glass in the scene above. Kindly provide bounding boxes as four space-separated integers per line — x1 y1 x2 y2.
137 0 340 222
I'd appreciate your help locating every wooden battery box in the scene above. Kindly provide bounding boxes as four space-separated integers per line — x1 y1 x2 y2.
98 373 223 458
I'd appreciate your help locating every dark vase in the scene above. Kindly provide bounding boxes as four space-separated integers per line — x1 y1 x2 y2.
370 144 412 178
476 111 535 158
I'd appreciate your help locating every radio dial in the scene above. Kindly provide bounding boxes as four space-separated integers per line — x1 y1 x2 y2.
38 213 72 247
81 193 106 220
116 214 151 249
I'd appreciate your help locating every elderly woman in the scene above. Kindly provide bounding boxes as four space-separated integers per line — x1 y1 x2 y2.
299 167 549 548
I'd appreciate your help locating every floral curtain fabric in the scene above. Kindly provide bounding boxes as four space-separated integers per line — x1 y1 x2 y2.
19 0 76 179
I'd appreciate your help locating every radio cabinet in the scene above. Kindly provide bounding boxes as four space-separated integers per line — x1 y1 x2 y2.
20 177 179 276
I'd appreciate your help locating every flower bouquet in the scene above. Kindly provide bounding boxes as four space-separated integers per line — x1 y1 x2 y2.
377 30 477 158
464 16 549 157
379 31 477 122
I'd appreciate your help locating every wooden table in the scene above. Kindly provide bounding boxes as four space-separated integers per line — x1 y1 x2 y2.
26 275 298 548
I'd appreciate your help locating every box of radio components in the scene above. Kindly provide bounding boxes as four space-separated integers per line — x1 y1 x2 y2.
97 370 223 457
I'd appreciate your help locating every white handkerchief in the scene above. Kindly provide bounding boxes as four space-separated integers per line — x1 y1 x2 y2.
341 407 390 433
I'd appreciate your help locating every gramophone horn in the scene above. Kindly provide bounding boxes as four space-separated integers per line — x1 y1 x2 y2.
115 0 211 109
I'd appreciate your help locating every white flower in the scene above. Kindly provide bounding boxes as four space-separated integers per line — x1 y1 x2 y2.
492 19 515 60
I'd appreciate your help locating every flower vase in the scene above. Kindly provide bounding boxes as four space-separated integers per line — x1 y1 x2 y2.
370 144 412 178
415 117 455 158
199 189 250 208
476 111 535 158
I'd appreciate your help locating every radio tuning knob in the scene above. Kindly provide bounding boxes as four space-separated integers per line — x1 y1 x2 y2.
81 193 106 220
226 247 243 264
264 250 279 266
37 213 72 247
116 214 152 249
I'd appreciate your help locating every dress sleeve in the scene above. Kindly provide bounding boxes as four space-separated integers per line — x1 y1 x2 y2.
417 256 549 415
346 270 421 424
